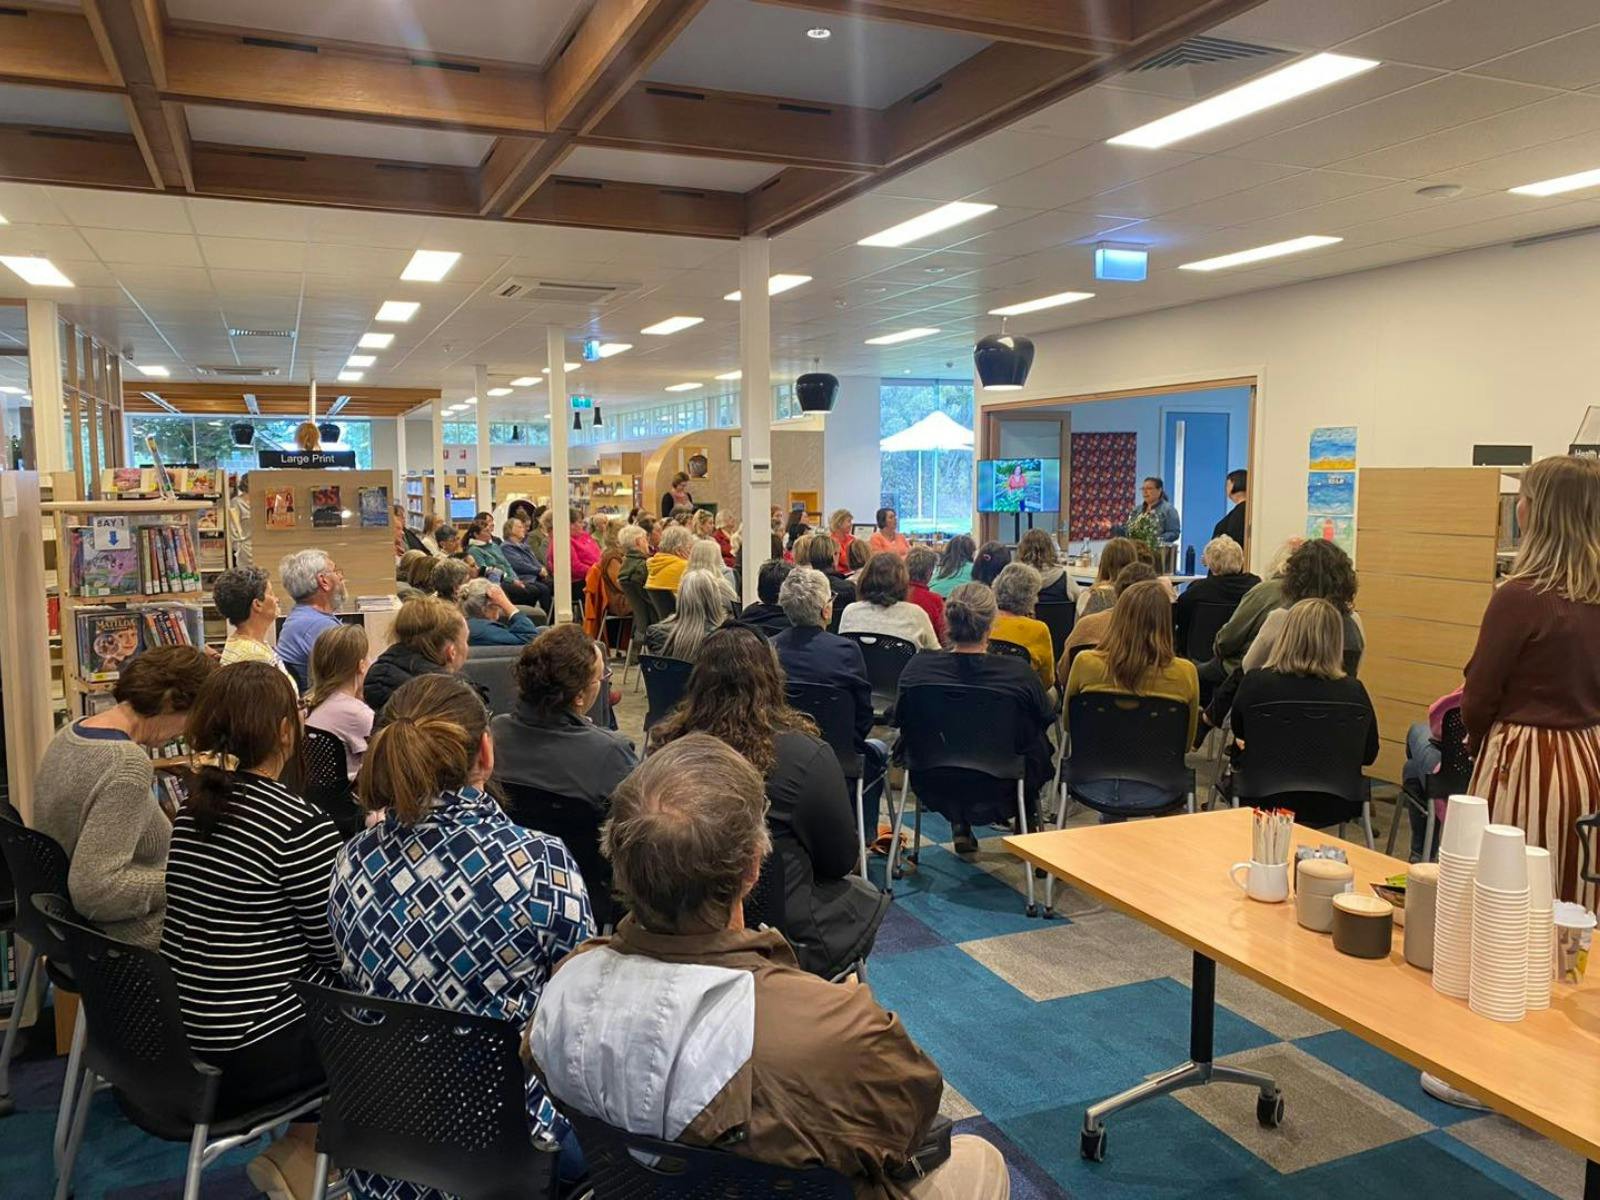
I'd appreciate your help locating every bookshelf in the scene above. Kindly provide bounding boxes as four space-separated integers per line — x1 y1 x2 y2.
100 467 233 588
403 471 435 532
583 473 639 518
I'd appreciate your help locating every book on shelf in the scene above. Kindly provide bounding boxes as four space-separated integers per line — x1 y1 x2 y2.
67 527 140 596
67 522 201 596
76 602 204 680
155 772 187 820
136 524 202 593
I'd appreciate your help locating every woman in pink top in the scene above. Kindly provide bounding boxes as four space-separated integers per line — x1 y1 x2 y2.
868 506 911 556
545 505 603 578
304 624 374 780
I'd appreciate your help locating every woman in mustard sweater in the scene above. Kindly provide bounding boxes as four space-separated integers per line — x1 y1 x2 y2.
990 562 1056 691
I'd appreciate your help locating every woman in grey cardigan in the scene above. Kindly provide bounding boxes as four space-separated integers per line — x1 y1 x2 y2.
32 646 215 948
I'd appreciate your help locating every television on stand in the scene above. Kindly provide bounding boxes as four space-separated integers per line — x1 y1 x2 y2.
976 457 1062 541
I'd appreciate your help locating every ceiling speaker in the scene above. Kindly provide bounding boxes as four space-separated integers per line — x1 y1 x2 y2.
795 371 839 413
974 333 1034 392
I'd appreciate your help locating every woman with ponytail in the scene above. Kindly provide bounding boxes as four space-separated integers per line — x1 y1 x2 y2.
328 674 596 1193
161 661 342 1199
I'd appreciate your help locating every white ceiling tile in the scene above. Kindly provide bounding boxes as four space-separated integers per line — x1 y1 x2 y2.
0 82 128 132
82 228 205 266
1083 156 1304 219
947 210 1140 255
1339 0 1600 69
0 222 99 262
184 198 313 242
1473 25 1600 90
302 242 415 277
113 265 215 293
559 147 781 192
1208 0 1442 52
969 143 1200 209
204 269 305 296
1337 190 1562 241
200 235 309 271
0 183 69 225
877 132 1088 203
1445 127 1600 191
1013 86 1192 142
51 188 196 232
1403 199 1600 247
1332 92 1600 179
782 192 1021 248
1159 168 1391 226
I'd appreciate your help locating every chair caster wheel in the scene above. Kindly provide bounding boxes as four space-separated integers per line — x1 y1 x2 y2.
1080 1127 1106 1162
891 867 903 880
1026 903 1039 918
1257 1091 1284 1128
0 1094 12 1118
1043 907 1055 919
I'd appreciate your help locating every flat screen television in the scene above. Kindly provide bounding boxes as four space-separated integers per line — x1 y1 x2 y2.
976 457 1061 514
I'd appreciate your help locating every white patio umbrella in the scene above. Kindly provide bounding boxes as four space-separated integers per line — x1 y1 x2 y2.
879 410 974 529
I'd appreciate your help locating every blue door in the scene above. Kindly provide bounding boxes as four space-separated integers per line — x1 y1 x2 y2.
1163 411 1230 572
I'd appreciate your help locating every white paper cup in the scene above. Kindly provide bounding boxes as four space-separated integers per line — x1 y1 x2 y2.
1554 902 1595 985
1440 796 1490 859
1526 847 1553 912
1475 825 1529 892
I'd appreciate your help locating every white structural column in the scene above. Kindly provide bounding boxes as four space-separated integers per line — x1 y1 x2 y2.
26 299 65 473
547 326 573 623
473 364 492 512
393 414 408 497
431 398 447 521
738 235 773 606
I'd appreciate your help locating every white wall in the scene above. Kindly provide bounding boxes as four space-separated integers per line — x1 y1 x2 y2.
984 232 1600 562
823 375 881 521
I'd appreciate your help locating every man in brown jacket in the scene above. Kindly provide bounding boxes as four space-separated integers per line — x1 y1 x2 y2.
528 733 1009 1199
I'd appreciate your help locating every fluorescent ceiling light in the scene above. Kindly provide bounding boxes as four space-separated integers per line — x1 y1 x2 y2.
715 370 742 381
595 342 632 358
134 364 170 378
665 382 703 392
445 404 467 414
858 202 996 248
400 249 460 282
510 376 539 387
337 371 364 382
487 387 512 396
346 354 376 368
641 316 704 336
1509 167 1600 197
0 256 73 287
375 300 419 322
988 291 1095 316
542 363 580 373
0 387 24 395
864 327 940 345
724 274 813 301
0 211 7 225
1109 53 1380 149
462 396 477 405
358 332 394 349
1179 235 1341 272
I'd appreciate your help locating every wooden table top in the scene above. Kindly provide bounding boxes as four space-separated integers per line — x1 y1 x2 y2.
1004 809 1600 1162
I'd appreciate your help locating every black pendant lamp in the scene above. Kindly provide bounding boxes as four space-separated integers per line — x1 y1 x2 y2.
795 358 839 413
230 422 256 447
592 405 603 428
572 411 582 432
317 421 341 443
974 331 1035 392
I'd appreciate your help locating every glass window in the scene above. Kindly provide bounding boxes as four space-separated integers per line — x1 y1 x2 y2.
879 378 974 537
128 415 196 465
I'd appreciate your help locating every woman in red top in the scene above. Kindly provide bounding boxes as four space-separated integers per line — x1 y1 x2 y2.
1463 455 1600 909
905 545 946 645
868 507 911 557
828 508 855 572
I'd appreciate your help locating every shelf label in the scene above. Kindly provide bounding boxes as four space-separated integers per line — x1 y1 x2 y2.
92 515 129 551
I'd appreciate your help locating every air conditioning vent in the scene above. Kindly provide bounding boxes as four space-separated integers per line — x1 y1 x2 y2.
491 277 635 306
196 364 282 378
227 328 296 339
1132 35 1285 71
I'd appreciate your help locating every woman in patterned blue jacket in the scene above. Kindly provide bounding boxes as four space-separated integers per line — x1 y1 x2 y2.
328 673 595 1197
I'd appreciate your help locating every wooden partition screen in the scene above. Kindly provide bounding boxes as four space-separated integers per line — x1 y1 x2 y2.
1356 467 1500 783
249 469 397 607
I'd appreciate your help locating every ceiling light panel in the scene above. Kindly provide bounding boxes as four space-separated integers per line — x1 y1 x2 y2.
487 387 512 396
715 370 742 381
642 316 704 336
337 371 364 382
665 382 703 392
510 376 539 387
346 355 376 367
864 327 941 345
375 301 419 322
1179 235 1342 272
595 342 632 358
1108 53 1380 150
858 202 997 248
134 364 170 378
542 364 581 373
724 274 813 301
1 256 73 287
988 291 1095 316
1509 167 1600 197
358 332 394 349
400 249 461 281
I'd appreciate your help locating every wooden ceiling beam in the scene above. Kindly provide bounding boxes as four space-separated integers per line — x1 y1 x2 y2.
192 142 479 215
0 7 119 90
510 174 745 239
0 123 157 190
82 0 193 192
122 382 440 418
477 135 575 217
749 0 1134 51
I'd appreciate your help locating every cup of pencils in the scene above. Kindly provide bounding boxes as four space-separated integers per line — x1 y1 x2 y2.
1229 809 1294 903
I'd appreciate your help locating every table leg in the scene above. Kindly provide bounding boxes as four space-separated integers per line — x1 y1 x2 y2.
1080 951 1283 1162
1585 1158 1598 1200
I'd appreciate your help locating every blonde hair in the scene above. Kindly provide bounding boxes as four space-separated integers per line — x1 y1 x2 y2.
1098 580 1174 693
1508 455 1600 605
790 532 814 564
829 508 853 534
305 623 369 710
359 675 488 824
1266 598 1345 679
691 509 714 537
294 421 321 452
392 595 466 666
688 537 726 578
1201 535 1245 576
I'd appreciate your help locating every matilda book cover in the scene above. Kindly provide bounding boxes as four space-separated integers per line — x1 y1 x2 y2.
79 609 142 680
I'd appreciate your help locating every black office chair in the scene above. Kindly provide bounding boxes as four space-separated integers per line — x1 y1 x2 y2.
640 654 693 731
1183 601 1237 663
301 727 363 839
644 587 677 625
497 780 618 931
889 683 1041 917
785 681 869 877
461 645 523 717
1035 600 1076 664
562 1107 852 1199
293 982 559 1200
842 632 918 723
616 575 656 690
987 638 1032 662
35 896 325 1200
741 846 785 934
1386 707 1472 860
1580 811 1600 887
1232 700 1376 847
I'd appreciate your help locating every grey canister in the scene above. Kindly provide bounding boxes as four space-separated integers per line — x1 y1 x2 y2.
1296 858 1354 933
1404 862 1439 971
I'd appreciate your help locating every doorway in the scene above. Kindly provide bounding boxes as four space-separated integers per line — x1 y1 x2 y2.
1163 410 1230 571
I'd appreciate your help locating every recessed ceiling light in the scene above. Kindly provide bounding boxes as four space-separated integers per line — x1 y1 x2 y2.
445 404 467 414
1179 235 1342 272
487 387 512 396
1108 53 1380 149
724 274 813 301
858 202 997 248
400 249 460 282
337 371 364 382
375 300 419 322
510 376 540 387
0 256 73 287
595 342 632 358
346 355 376 368
0 387 24 395
541 363 581 373
463 396 477 405
642 316 704 336
806 26 831 39
715 370 742 381
665 382 703 392
1509 166 1600 197
988 291 1095 316
0 211 8 225
865 327 941 345
358 332 394 349
134 364 170 378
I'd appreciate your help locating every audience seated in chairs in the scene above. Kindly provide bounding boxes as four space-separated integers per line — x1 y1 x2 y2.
459 577 541 647
971 539 1012 588
991 562 1056 691
329 674 596 1195
928 533 975 597
491 623 638 807
1400 686 1464 860
1077 536 1140 618
642 570 730 660
1173 535 1258 656
839 551 941 650
32 646 214 949
395 549 431 601
163 662 343 1198
463 515 543 611
894 582 1054 855
528 734 1009 1199
304 623 374 781
1208 536 1304 678
688 536 741 608
616 522 650 593
1060 562 1158 679
1016 528 1078 604
739 558 794 636
646 523 694 592
905 545 947 644
215 565 292 681
545 505 602 582
363 596 471 713
401 549 440 598
844 537 872 581
655 625 888 980
276 549 346 692
428 555 471 604
827 507 857 571
803 533 857 615
499 515 555 615
1064 580 1200 818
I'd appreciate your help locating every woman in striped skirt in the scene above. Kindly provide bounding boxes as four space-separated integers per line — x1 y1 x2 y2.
1463 454 1600 912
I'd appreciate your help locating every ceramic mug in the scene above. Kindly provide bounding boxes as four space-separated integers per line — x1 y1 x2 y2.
1230 860 1290 903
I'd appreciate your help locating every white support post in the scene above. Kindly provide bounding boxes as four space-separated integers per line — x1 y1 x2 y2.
473 364 492 516
431 398 446 525
393 414 408 500
309 378 317 422
26 299 65 473
547 326 573 623
739 235 773 606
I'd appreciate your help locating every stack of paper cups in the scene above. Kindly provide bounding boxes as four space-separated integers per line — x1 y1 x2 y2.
1432 795 1490 999
1469 825 1530 1022
1526 846 1554 1011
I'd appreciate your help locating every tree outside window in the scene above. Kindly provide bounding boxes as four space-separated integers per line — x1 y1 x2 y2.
879 379 974 536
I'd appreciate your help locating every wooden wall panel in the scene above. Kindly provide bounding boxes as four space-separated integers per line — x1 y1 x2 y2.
1360 572 1491 628
1358 467 1502 536
1356 529 1496 584
1372 740 1408 790
1362 656 1465 710
249 470 396 610
1361 614 1481 671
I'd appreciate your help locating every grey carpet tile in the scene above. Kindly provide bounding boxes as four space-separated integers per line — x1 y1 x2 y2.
1448 1114 1587 1200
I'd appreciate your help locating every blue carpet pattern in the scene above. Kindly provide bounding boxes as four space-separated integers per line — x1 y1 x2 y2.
0 807 1584 1198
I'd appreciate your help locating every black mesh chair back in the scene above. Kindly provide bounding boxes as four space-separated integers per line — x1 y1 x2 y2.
895 684 1025 782
294 982 556 1200
784 682 862 778
1184 602 1236 662
302 727 363 838
841 632 918 716
645 587 677 624
987 638 1031 662
1428 707 1474 799
0 809 75 966
641 654 694 730
562 1107 852 1199
461 647 522 717
402 528 429 554
741 846 785 932
1066 693 1192 801
497 781 617 930
1035 600 1076 662
1233 700 1371 824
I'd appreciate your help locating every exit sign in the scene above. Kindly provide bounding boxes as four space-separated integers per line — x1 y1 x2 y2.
571 395 594 410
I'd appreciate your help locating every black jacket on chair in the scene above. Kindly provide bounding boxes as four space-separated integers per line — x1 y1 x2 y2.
738 602 792 637
774 626 874 749
1173 571 1259 653
363 646 488 715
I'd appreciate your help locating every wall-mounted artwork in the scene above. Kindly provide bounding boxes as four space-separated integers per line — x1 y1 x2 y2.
1069 431 1137 540
1307 426 1357 553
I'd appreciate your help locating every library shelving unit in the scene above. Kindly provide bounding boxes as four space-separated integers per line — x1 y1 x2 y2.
403 471 435 531
100 467 233 588
493 468 551 513
585 473 639 518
